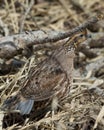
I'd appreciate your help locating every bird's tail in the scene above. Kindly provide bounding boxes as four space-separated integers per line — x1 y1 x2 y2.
1 95 34 115
15 99 34 115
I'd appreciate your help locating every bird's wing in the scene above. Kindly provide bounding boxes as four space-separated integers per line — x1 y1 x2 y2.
20 57 67 101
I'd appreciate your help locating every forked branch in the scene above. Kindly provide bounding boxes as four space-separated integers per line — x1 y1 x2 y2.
0 14 103 59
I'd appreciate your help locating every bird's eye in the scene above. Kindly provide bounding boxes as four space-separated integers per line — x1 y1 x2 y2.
80 34 84 37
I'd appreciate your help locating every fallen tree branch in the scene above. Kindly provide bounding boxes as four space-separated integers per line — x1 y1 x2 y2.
0 14 103 59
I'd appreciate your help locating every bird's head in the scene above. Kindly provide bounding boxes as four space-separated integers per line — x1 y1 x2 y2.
64 28 91 50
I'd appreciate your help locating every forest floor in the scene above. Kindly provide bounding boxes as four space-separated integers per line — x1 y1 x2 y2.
0 0 104 130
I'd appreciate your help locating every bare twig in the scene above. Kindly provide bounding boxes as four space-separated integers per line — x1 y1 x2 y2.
0 15 103 59
58 0 79 23
20 0 34 33
26 15 102 46
0 18 9 36
79 44 97 58
89 36 104 48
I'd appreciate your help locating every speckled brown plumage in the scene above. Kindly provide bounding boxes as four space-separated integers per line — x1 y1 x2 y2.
1 29 88 115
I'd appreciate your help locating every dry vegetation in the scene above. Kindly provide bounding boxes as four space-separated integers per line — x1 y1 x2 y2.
0 0 104 130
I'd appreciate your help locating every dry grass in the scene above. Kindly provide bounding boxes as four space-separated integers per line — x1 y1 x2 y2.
0 0 104 129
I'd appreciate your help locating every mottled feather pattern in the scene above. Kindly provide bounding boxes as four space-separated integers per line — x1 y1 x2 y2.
1 29 88 115
20 56 67 101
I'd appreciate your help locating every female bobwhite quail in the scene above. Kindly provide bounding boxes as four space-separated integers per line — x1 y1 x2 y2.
1 29 88 115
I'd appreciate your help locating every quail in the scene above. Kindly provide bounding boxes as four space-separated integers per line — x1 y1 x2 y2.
1 29 88 115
